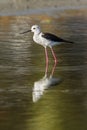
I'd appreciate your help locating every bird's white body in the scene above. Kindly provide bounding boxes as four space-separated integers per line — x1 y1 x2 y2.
33 32 45 47
33 32 59 48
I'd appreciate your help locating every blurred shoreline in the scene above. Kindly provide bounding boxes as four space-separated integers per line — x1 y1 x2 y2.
0 0 87 16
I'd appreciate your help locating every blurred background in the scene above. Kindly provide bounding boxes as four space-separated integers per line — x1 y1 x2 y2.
0 1 87 130
0 0 87 15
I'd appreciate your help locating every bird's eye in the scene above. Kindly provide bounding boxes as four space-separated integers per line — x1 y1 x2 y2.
33 28 35 29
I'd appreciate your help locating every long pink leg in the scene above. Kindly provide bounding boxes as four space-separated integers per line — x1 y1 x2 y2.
45 47 49 74
51 62 57 76
50 47 58 63
45 47 48 63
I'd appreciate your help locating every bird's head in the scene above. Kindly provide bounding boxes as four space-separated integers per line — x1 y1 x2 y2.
20 25 41 34
31 25 41 33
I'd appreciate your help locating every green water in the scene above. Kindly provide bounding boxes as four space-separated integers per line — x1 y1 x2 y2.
0 9 87 130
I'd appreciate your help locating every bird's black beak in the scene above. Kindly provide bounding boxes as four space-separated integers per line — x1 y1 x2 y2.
20 30 31 34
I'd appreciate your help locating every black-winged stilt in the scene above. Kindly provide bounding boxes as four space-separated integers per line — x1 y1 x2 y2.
20 25 73 63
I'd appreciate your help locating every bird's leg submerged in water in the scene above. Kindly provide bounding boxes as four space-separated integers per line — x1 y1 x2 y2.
45 47 49 74
50 47 58 63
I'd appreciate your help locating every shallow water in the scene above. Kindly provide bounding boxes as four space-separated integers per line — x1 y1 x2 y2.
0 9 87 130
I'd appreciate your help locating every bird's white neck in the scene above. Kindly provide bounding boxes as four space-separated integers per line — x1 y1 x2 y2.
34 30 41 35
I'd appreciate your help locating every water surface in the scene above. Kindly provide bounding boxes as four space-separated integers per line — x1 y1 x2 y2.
0 9 87 130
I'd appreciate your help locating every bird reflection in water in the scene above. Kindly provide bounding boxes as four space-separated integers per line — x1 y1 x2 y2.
32 62 62 102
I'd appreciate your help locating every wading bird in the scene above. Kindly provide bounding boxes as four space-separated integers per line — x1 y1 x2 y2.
20 25 73 63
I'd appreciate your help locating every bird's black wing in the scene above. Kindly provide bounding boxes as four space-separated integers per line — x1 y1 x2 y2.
42 33 74 43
